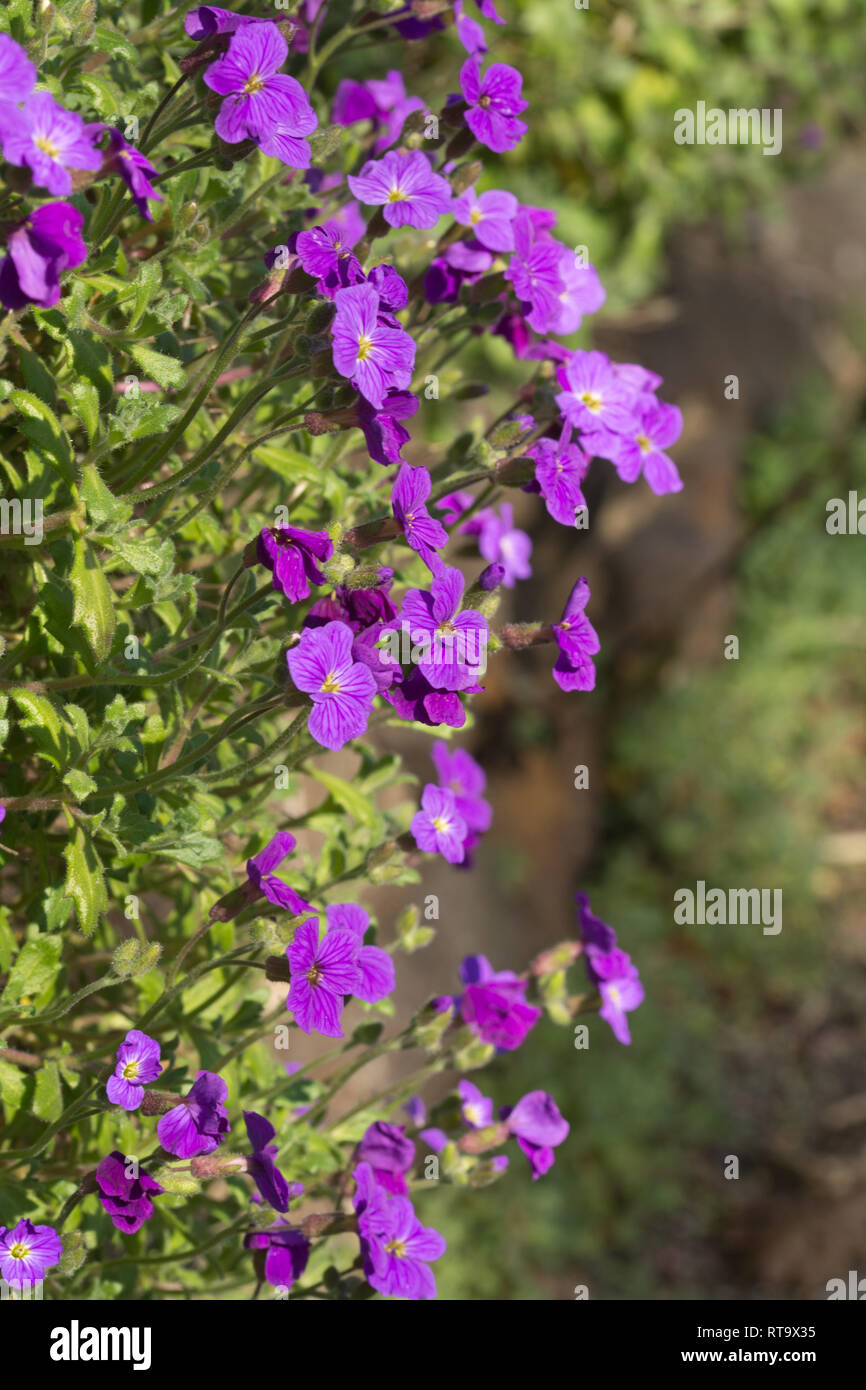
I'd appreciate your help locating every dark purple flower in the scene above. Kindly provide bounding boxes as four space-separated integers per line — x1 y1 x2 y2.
352 1163 445 1300
96 1151 165 1234
459 58 528 154
93 126 163 221
404 1095 426 1127
287 620 377 751
243 1111 291 1212
306 567 398 633
0 201 87 311
357 1121 416 1196
424 238 493 304
411 784 468 864
106 1029 162 1111
244 1224 310 1288
452 185 517 252
157 1070 230 1158
331 281 416 408
553 577 600 692
295 223 365 298
527 428 590 527
384 667 479 729
0 1219 61 1289
458 1079 493 1128
576 891 618 953
286 916 362 1038
357 389 418 467
246 830 314 916
203 22 318 167
392 463 448 568
459 955 541 1050
389 564 488 691
0 92 101 196
0 34 35 104
326 902 395 1003
348 150 451 230
184 6 264 40
368 262 409 315
255 522 333 602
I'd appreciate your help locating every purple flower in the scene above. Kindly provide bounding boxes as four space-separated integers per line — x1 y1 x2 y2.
0 201 87 311
420 1126 449 1152
576 891 618 953
353 1163 445 1300
94 126 163 221
505 210 566 335
424 237 493 303
0 1219 61 1289
357 389 418 467
411 784 468 864
459 955 541 1050
357 1121 416 1196
553 245 606 335
437 490 474 526
348 150 452 230
184 7 263 40
459 58 528 154
384 668 480 729
255 522 333 602
368 262 409 316
332 70 424 154
608 399 683 495
392 463 448 568
306 566 398 633
528 428 590 526
203 22 318 167
452 186 518 252
431 739 492 852
461 502 532 588
404 1095 426 1127
157 1070 230 1158
458 1079 493 1128
331 281 416 409
0 34 35 104
553 577 600 692
454 0 488 55
592 949 644 1046
96 1152 165 1234
287 620 377 751
286 916 362 1038
0 92 101 196
246 831 314 916
326 902 395 1003
243 1111 291 1212
106 1029 162 1111
296 223 365 298
556 349 637 435
504 1091 569 1180
244 1224 310 1288
389 564 488 691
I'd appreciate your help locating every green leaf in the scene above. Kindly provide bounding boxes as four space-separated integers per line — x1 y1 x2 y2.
80 465 133 531
10 690 69 771
7 389 74 480
33 1061 63 1122
63 826 108 936
63 769 98 801
0 1059 27 1122
128 260 163 331
130 345 187 390
309 767 381 830
70 536 116 664
62 381 101 444
1 935 63 1004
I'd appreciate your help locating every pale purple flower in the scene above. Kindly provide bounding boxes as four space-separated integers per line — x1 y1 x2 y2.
431 740 492 847
556 349 638 435
552 245 606 335
0 201 87 311
504 1091 569 1180
391 463 448 568
203 22 318 167
353 1163 445 1300
461 502 532 588
553 577 600 693
452 186 518 252
437 490 474 527
326 902 395 1004
609 399 683 495
348 149 452 230
0 34 35 104
106 1029 162 1111
411 784 468 864
592 949 644 1046
287 620 377 751
331 281 416 408
286 917 362 1038
157 1070 230 1158
459 58 528 154
0 92 101 196
458 1079 493 1128
333 70 424 154
0 1219 62 1289
96 1151 165 1234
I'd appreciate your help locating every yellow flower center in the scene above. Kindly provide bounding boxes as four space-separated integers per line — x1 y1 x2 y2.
307 965 323 987
432 816 452 833
122 1060 140 1080
579 391 603 413
465 1104 482 1125
34 136 61 158
243 73 266 95
9 1242 29 1260
607 984 621 1006
479 95 491 108
387 187 408 202
636 433 652 453
470 208 484 224
385 1238 407 1257
320 671 342 694
437 620 456 636
357 335 374 361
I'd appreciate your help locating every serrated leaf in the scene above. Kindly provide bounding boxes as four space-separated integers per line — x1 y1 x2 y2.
63 826 108 936
130 344 186 390
1 935 62 1004
63 769 98 801
10 690 69 770
32 1061 62 1122
70 536 116 664
8 389 73 480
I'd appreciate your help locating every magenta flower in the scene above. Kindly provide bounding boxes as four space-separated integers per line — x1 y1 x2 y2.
411 784 468 864
0 1219 62 1288
459 58 528 153
157 1070 230 1159
452 186 518 252
106 1029 162 1111
353 1163 445 1300
505 210 567 335
431 739 492 851
246 831 313 916
243 1111 291 1212
332 70 424 154
348 149 452 230
255 522 333 602
326 903 395 1004
357 1121 416 1196
458 954 541 1051
331 281 416 409
437 490 474 526
287 620 377 751
305 567 398 634
390 564 488 691
610 399 683 495
0 92 101 196
391 463 448 568
244 1224 310 1288
528 428 590 527
295 224 364 298
458 1079 494 1128
576 891 618 954
96 1152 165 1234
553 245 606 335
203 22 318 167
553 577 600 693
0 201 87 311
461 502 532 588
504 1091 569 1180
0 34 35 104
357 389 418 467
286 917 362 1038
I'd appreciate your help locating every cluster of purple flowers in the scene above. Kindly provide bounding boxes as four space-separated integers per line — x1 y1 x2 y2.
577 893 645 1045
411 740 492 865
415 1082 569 1182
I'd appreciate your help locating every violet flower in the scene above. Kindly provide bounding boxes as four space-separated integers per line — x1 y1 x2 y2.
458 954 541 1050
0 1219 62 1289
0 34 35 104
0 92 101 196
0 202 87 311
430 740 492 851
609 399 683 495
556 349 638 435
452 185 518 252
357 1121 415 1196
295 223 365 297
305 566 398 633
93 126 163 221
286 620 377 751
357 389 418 467
461 502 532 588
326 903 395 1004
527 428 590 527
389 564 488 691
286 917 362 1038
184 6 264 40
203 22 318 167
348 149 452 230
331 281 416 409
391 463 448 568
157 1070 230 1158
458 1079 494 1128
255 522 333 602
96 1152 165 1234
243 1111 291 1212
384 668 481 729
244 1224 310 1288
411 784 468 864
246 831 314 916
503 1091 569 1180
459 58 528 153
552 577 600 693
352 1162 445 1300
106 1029 162 1111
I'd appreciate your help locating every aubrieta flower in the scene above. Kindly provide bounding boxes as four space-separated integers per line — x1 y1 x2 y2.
385 667 482 730
332 70 424 155
605 398 684 495
577 894 644 1045
203 22 318 168
287 620 377 751
504 210 567 336
243 1111 291 1212
503 1091 569 1180
556 349 637 435
348 149 452 230
527 427 590 527
184 6 265 40
357 388 418 467
352 1162 445 1300
356 1121 416 1196
0 34 35 105
331 281 416 409
286 916 362 1038
411 784 468 864
244 1224 310 1289
93 126 163 221
106 1029 162 1111
0 202 87 311
389 564 488 691
295 223 365 298
553 244 606 335
458 954 541 1051
326 903 395 1004
459 58 528 154
306 566 398 633
437 490 474 527
96 1152 165 1234
255 522 333 602
246 830 314 916
452 185 518 252
157 1070 231 1158
553 577 600 693
391 463 448 568
424 237 493 304
431 739 492 855
458 1079 494 1128
460 502 532 588
0 92 101 196
0 1218 62 1289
